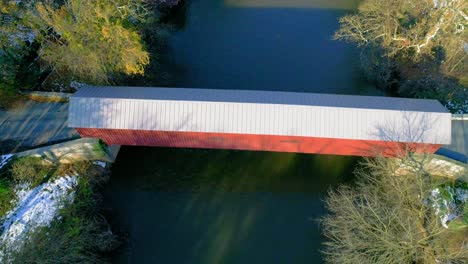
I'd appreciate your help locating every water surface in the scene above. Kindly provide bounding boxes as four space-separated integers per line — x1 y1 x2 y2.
104 149 358 263
162 0 376 94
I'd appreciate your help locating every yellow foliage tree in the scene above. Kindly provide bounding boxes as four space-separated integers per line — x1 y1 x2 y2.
31 0 149 84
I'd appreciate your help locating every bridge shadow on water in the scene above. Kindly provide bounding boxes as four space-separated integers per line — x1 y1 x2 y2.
102 147 359 264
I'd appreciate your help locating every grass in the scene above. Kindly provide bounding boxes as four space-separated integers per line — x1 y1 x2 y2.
51 161 92 179
0 158 16 219
91 140 108 160
8 157 95 188
464 202 468 224
0 177 15 219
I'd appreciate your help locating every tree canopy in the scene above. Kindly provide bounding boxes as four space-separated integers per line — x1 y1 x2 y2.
30 0 150 84
334 0 467 81
0 0 151 89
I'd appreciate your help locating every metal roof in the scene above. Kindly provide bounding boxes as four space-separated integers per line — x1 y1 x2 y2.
69 85 452 144
73 85 448 113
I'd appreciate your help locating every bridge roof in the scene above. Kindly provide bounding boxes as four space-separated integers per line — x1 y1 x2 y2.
69 86 452 144
73 86 448 113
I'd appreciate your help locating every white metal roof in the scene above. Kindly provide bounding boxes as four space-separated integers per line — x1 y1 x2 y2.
69 85 452 144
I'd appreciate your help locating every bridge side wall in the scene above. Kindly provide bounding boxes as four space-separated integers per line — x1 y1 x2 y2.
75 128 442 157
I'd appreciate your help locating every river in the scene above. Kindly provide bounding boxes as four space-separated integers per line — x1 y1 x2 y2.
103 0 380 263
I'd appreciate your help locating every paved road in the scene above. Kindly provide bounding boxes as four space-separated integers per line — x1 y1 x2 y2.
0 101 79 154
449 120 467 155
438 119 467 163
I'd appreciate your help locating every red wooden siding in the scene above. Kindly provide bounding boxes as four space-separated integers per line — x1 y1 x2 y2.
76 128 442 157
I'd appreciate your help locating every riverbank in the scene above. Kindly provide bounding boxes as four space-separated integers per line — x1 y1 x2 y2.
0 139 120 262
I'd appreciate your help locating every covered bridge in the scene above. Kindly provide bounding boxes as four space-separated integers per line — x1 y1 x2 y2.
68 86 451 157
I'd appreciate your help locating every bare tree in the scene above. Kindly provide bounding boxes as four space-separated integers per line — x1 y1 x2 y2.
321 155 468 264
334 0 467 79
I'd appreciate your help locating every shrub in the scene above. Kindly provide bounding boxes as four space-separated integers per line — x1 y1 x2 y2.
53 161 92 178
10 212 116 263
10 157 52 186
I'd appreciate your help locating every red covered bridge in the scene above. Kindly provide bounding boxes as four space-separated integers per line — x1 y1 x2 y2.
68 86 451 157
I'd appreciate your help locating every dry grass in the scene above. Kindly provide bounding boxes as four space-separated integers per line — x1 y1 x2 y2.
0 92 27 110
26 94 69 103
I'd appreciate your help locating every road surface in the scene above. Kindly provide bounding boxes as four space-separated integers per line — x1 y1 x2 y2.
0 101 79 154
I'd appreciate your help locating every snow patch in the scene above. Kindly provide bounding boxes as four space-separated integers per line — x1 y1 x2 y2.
0 154 13 169
430 185 468 228
13 183 32 202
0 175 78 257
93 161 107 168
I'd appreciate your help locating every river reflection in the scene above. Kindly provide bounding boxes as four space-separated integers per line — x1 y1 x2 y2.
104 148 358 263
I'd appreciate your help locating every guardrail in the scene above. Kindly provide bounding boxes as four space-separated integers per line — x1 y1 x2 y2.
452 114 468 120
436 148 467 164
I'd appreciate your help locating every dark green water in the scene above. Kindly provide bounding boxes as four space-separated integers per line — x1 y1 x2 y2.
103 0 379 263
104 149 359 263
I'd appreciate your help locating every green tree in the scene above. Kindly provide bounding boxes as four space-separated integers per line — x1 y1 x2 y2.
321 156 468 263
